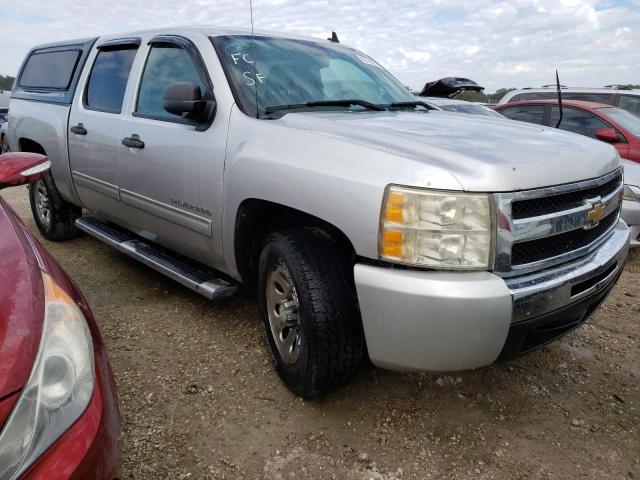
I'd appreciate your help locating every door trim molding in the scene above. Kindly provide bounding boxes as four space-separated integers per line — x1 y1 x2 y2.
120 189 213 237
72 171 120 200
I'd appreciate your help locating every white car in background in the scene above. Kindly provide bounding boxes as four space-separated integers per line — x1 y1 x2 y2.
498 86 640 117
420 96 505 118
623 160 640 247
416 77 505 119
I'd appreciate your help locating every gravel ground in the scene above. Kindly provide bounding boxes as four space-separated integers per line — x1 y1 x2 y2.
3 186 639 480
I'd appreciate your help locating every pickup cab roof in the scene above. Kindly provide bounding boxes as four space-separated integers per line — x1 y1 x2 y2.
61 25 330 49
11 26 349 107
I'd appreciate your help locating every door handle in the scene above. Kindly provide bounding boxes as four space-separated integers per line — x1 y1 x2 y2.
122 134 145 149
70 123 87 135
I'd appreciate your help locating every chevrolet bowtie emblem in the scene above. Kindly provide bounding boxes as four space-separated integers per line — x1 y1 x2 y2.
586 202 606 225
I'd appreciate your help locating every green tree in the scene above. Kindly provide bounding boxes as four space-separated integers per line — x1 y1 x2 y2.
486 88 516 104
0 75 15 91
455 90 489 103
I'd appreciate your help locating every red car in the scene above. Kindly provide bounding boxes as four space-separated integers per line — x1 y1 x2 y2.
0 153 120 479
494 99 640 163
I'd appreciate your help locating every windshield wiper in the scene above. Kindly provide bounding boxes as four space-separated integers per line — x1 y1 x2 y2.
387 101 434 111
264 99 387 115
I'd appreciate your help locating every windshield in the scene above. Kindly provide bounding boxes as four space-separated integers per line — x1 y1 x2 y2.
439 104 504 118
211 35 416 117
599 107 640 137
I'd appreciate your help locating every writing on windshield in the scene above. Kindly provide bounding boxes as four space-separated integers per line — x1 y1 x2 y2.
212 35 416 117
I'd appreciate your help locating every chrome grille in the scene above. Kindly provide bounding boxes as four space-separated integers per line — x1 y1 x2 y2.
493 169 623 276
511 175 622 219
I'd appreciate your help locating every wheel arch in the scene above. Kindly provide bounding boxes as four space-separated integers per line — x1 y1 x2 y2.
233 198 358 286
18 137 47 155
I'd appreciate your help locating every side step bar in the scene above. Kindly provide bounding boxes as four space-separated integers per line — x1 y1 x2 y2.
75 217 238 300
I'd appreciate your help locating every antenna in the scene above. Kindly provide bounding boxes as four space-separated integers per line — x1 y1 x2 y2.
250 0 259 118
555 70 563 129
328 31 339 43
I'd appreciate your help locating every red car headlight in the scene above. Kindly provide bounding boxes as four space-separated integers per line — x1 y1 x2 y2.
0 273 95 480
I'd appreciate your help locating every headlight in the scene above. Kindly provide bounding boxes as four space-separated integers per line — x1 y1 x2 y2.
623 184 640 202
0 273 94 480
379 185 493 269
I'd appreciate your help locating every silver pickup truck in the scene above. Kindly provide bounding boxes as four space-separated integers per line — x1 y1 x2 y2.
7 26 630 397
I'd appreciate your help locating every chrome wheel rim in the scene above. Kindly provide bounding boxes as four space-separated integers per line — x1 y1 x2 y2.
266 261 301 365
34 180 51 229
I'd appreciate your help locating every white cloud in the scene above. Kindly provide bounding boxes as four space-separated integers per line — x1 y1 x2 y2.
1 0 639 92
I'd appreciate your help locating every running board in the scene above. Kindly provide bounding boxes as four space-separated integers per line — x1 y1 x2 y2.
75 217 238 300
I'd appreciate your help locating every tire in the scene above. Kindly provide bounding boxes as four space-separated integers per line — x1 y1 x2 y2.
258 227 364 397
0 135 9 154
29 172 81 241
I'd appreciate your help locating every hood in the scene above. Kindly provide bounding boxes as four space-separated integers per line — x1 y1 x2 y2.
0 197 44 402
623 159 640 187
277 110 621 191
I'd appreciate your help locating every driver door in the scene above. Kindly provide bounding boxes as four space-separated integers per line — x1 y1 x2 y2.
117 35 228 267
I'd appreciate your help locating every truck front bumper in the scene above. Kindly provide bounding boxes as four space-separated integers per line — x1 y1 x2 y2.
354 220 630 372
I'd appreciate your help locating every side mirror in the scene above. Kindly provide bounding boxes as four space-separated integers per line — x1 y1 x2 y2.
595 128 619 143
0 153 50 190
163 81 216 124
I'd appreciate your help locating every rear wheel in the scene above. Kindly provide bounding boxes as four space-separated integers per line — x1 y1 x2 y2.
0 135 9 154
258 227 364 397
29 173 81 241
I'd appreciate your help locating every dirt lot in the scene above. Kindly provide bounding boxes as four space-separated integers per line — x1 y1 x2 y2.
2 186 639 480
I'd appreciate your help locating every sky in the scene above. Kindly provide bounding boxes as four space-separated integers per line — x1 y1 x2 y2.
1 0 639 92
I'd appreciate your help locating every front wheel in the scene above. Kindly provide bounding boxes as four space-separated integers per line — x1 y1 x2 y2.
29 173 81 241
258 227 364 397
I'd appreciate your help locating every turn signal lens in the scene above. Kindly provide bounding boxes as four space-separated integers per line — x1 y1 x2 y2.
384 191 406 223
381 230 405 257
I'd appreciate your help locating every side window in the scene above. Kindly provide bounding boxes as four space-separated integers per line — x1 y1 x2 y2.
501 105 545 124
85 47 137 113
510 92 555 102
136 44 205 121
562 93 616 105
550 107 610 138
19 49 81 90
619 95 640 117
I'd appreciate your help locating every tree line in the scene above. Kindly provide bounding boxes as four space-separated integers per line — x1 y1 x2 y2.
0 75 15 91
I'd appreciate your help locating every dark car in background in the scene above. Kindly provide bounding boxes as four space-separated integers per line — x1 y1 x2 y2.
495 99 640 163
0 153 121 479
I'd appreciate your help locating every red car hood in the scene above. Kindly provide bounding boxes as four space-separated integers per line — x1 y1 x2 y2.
0 196 44 404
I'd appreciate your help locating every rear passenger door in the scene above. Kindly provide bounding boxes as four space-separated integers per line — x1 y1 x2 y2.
68 39 139 217
117 35 227 267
